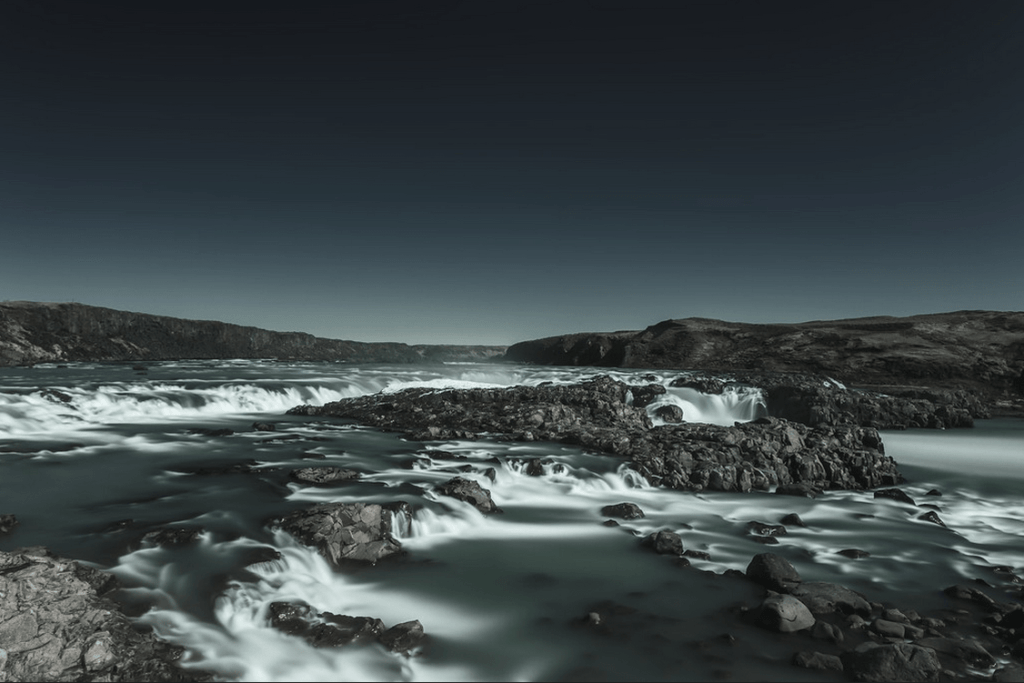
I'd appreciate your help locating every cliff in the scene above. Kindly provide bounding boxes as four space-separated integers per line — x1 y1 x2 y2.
504 311 1024 401
0 301 504 366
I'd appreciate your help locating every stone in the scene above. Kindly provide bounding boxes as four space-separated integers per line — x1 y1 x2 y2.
838 548 871 559
0 548 209 681
600 502 645 520
874 488 917 506
915 636 995 669
653 405 684 423
289 467 361 485
273 502 406 567
746 553 802 593
0 514 17 535
791 581 872 617
841 642 941 682
379 620 426 655
917 511 946 527
641 530 684 556
779 513 807 527
872 618 906 638
436 477 500 514
793 651 843 671
754 593 815 632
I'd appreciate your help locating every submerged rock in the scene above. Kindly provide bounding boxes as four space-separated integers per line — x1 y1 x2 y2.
0 547 209 681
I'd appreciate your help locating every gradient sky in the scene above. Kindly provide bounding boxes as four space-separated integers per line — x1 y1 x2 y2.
2 1 1023 344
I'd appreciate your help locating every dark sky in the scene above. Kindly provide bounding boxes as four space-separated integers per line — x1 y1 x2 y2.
3 1 1023 344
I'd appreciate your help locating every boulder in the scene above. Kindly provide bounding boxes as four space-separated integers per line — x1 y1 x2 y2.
289 467 361 485
746 553 802 593
379 620 426 655
0 514 17 535
754 593 815 632
841 642 941 682
653 404 684 423
266 600 423 654
436 477 500 514
273 502 405 568
0 547 209 681
600 502 645 520
641 530 684 556
793 651 843 671
791 581 872 617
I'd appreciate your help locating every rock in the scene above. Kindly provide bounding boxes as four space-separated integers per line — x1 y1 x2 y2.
917 511 946 527
812 621 845 644
273 502 405 567
251 421 276 432
140 527 204 547
774 483 821 498
779 512 807 527
379 620 426 655
600 502 645 520
873 488 917 506
872 618 906 638
791 581 872 617
754 593 815 632
40 388 73 404
436 477 500 514
747 521 787 538
793 651 843 671
670 376 727 394
0 547 209 681
187 427 234 437
942 584 998 610
841 642 941 682
289 467 361 485
652 404 684 423
838 549 871 559
915 636 995 669
0 514 17 535
746 553 802 593
629 383 666 408
641 530 684 556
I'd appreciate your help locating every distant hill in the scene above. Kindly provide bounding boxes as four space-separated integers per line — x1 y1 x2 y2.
0 301 506 366
504 311 1024 399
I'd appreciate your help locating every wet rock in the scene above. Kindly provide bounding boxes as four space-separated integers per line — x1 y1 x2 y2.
925 488 942 497
140 527 204 547
774 483 821 498
0 514 17 535
754 593 815 632
187 427 234 437
746 521 787 539
251 421 276 431
600 502 645 520
812 621 845 644
641 530 684 556
779 512 807 527
653 404 684 423
872 618 906 638
289 466 361 485
746 553 802 593
842 642 941 682
793 651 843 671
670 376 726 394
273 502 405 568
917 511 946 527
942 584 998 611
379 620 426 655
791 582 872 617
915 636 995 669
838 549 871 559
436 477 500 514
41 388 73 404
873 488 916 506
683 549 711 561
0 547 209 681
629 383 666 408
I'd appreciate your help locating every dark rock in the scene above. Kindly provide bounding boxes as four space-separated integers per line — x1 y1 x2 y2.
141 527 204 547
436 477 500 514
746 553 802 593
874 488 917 506
291 377 904 494
670 376 726 394
791 582 872 617
683 549 711 561
841 642 941 682
600 502 645 520
747 521 787 538
793 651 844 671
779 512 807 527
652 404 684 423
601 519 619 527
917 511 946 527
925 488 942 497
309 614 385 647
0 513 17 535
187 427 234 437
872 618 906 638
629 383 666 408
0 547 210 681
915 636 995 669
942 584 998 610
838 549 871 559
252 421 276 432
40 388 73 404
754 593 815 632
774 483 821 498
273 502 405 568
289 467 361 485
379 620 426 654
641 530 684 556
811 621 845 644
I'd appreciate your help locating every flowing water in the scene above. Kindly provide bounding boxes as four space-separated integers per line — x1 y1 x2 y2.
1 360 1021 681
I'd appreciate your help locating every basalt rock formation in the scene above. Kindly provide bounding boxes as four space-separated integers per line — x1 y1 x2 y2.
503 311 1024 409
0 301 505 366
0 546 209 682
288 376 902 493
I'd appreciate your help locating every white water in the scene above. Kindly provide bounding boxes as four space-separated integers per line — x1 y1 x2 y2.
2 360 1023 681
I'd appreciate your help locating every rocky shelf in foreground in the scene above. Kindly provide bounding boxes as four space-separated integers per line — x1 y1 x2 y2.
0 301 506 367
502 310 1024 411
288 375 903 492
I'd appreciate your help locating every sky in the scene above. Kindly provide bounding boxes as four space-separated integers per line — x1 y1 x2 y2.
2 1 1023 345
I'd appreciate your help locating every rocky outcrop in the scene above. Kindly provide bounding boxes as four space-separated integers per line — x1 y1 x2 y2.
267 601 425 655
0 547 208 682
271 502 409 568
0 301 503 366
289 376 902 492
503 311 1024 406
